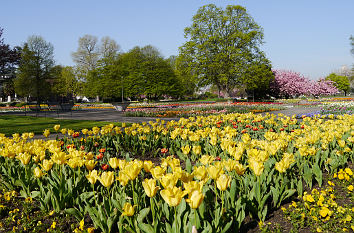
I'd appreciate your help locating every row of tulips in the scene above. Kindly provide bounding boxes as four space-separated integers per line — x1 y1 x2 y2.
0 112 353 232
124 103 283 118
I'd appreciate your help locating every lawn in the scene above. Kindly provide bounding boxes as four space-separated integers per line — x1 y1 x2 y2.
0 115 123 136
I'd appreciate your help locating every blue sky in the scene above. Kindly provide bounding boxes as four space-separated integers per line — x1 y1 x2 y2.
1 0 353 80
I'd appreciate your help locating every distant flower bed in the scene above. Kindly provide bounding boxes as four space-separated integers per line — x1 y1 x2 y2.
295 101 354 118
125 102 284 118
74 103 115 110
0 106 25 112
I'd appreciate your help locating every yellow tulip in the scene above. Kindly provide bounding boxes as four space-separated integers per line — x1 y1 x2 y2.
117 170 130 186
151 166 165 180
67 129 74 136
169 158 181 171
199 155 214 165
216 174 231 191
118 159 127 170
160 186 187 207
181 145 191 155
186 190 204 209
121 203 135 216
86 170 99 185
84 152 94 160
17 152 31 165
51 152 67 165
92 127 100 135
53 125 60 131
142 178 160 197
125 163 141 180
248 158 264 176
180 171 194 183
81 128 89 135
338 140 345 148
99 171 115 188
275 160 287 173
85 160 97 171
67 158 81 169
21 133 29 140
233 161 246 176
43 129 50 138
33 167 45 178
40 159 54 171
183 181 203 193
12 133 20 142
109 158 119 169
60 128 67 135
160 173 178 189
207 164 223 180
209 136 217 146
192 145 201 155
143 160 154 172
192 166 208 181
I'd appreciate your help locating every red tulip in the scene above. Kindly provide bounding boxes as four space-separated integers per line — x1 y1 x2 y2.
101 164 109 170
96 153 104 160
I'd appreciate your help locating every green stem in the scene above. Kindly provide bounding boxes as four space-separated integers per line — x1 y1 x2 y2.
107 187 112 211
126 216 134 231
150 197 155 225
175 206 178 231
221 191 224 216
214 181 219 205
194 208 197 229
92 184 98 207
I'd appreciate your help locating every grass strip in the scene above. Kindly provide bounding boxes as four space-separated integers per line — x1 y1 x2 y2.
0 115 124 136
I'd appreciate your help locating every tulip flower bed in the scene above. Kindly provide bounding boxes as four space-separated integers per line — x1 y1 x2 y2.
0 112 353 233
295 101 354 119
125 102 284 117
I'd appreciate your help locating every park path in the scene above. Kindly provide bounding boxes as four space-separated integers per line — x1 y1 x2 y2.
1 106 321 140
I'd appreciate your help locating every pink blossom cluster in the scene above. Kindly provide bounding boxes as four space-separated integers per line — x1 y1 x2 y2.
271 70 338 97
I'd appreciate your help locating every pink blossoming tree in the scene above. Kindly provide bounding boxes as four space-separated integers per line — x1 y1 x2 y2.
271 70 338 98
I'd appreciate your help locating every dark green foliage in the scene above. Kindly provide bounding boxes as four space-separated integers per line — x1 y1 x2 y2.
14 36 55 102
0 27 21 99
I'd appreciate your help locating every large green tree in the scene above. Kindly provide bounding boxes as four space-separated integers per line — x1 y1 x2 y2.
169 55 198 97
52 66 81 99
85 45 183 101
326 73 350 96
72 35 120 100
179 4 271 98
14 36 55 102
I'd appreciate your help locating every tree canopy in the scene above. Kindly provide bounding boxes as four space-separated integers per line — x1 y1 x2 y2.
326 73 350 96
179 4 272 98
271 70 338 98
84 45 183 101
0 27 21 98
14 35 55 102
